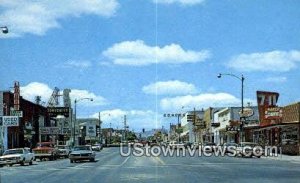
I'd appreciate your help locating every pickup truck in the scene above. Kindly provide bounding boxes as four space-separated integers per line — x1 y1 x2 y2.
33 142 59 161
0 148 35 166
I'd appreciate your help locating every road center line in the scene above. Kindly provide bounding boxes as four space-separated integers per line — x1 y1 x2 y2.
119 156 130 166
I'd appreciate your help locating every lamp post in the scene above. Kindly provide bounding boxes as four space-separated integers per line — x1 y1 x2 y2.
1 26 8 34
217 73 245 143
73 98 93 147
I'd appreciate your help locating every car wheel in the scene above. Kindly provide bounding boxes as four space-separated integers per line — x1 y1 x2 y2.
29 160 33 165
70 159 74 163
20 161 25 166
90 158 95 162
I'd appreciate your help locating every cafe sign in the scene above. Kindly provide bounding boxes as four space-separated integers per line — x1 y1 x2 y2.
264 107 282 119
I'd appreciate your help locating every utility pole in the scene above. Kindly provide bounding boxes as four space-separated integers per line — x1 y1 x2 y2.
98 112 102 144
193 107 196 143
123 115 127 142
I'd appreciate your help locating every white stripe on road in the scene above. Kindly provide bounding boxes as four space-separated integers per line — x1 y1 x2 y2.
119 156 130 166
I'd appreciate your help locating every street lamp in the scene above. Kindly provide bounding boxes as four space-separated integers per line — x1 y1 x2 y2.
217 73 245 142
1 26 8 34
73 98 93 146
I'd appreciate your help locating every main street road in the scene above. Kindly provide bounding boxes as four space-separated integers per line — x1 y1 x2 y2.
1 147 300 183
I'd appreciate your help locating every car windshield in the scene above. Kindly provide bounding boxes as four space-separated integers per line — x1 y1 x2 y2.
4 149 23 155
73 146 90 151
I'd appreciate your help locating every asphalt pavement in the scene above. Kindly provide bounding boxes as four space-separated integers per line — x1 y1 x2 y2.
1 147 300 183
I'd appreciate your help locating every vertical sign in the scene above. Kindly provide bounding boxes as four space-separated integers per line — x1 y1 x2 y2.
14 81 20 110
0 91 3 116
256 91 282 127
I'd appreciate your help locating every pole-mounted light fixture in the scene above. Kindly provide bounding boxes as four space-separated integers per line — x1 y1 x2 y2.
1 26 8 34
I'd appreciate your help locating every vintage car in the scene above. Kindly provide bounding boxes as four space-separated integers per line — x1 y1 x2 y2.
236 142 263 158
57 145 71 158
91 144 103 152
0 148 34 166
32 142 59 161
69 145 95 163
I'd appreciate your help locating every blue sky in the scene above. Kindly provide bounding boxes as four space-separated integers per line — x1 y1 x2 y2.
1 0 300 131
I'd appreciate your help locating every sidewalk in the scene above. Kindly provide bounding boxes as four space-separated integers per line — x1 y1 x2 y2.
262 153 300 163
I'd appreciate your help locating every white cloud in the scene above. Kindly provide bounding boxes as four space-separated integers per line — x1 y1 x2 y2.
70 89 107 107
102 40 211 66
160 92 254 111
0 0 119 37
228 50 300 72
154 0 205 6
90 109 161 130
265 76 287 83
20 82 107 106
142 80 198 95
20 82 53 102
62 60 91 68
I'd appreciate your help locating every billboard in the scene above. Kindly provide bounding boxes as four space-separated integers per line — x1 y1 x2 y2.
39 127 60 134
47 107 70 117
86 124 96 137
256 91 282 127
0 91 3 116
1 116 19 127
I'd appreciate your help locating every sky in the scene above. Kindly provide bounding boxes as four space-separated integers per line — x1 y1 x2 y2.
1 0 300 131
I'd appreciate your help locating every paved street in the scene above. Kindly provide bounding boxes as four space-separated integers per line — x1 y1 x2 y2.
1 147 300 183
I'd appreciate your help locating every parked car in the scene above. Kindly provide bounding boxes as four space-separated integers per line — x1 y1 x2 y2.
33 142 59 161
223 142 238 153
169 141 185 149
184 142 193 148
57 145 71 158
69 145 96 163
236 142 263 158
0 148 34 166
202 142 217 152
91 144 103 151
191 142 202 149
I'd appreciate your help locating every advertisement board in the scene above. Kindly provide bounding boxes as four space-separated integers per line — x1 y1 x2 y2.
10 110 23 117
86 124 96 137
39 127 60 134
0 91 3 116
1 116 19 127
47 107 70 117
256 91 282 127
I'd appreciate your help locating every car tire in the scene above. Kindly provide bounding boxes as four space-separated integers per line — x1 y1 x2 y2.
70 160 74 163
29 160 33 165
20 161 25 166
90 158 95 162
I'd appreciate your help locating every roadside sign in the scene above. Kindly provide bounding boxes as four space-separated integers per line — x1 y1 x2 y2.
39 127 60 134
47 107 70 117
11 110 23 117
1 116 19 127
176 128 183 133
239 108 254 117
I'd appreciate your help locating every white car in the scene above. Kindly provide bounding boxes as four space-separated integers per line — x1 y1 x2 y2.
168 141 185 149
0 148 35 166
69 145 96 163
236 142 263 158
57 145 71 158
